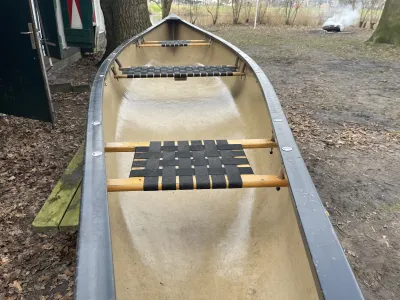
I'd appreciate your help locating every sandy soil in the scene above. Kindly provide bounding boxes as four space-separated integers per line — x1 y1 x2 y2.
1 26 399 299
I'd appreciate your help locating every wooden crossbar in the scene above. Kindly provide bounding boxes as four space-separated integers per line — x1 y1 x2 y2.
107 175 288 192
105 139 277 152
143 40 207 44
138 43 210 48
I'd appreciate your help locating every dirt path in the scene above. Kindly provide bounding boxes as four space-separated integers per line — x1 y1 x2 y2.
1 27 399 299
212 26 400 300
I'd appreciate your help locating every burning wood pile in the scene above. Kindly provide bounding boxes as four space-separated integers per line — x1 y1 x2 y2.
323 25 341 32
322 5 360 33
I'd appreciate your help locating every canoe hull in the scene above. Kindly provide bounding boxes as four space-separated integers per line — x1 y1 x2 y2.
75 15 364 300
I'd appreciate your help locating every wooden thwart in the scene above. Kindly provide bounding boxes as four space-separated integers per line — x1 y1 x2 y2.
107 175 288 192
105 139 277 152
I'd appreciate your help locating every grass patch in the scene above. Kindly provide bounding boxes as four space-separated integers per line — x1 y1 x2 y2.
149 2 161 14
207 25 400 62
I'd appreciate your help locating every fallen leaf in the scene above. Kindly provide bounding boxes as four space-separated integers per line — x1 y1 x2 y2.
13 280 22 293
1 256 10 265
41 244 54 250
57 274 69 281
38 274 50 282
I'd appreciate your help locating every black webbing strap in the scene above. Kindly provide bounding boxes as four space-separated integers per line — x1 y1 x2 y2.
216 140 242 188
160 40 189 47
130 140 254 191
143 141 161 191
121 65 238 79
178 141 193 190
162 141 176 190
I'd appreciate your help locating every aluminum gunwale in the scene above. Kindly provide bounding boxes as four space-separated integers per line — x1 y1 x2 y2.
76 14 364 300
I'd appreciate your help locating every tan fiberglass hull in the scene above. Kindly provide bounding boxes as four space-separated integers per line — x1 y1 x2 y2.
102 21 320 299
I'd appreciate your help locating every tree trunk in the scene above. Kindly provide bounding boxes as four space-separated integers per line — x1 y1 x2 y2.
101 0 151 58
161 0 173 19
368 0 400 46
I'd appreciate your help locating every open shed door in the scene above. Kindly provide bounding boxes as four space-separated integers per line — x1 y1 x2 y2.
0 0 54 122
61 0 94 48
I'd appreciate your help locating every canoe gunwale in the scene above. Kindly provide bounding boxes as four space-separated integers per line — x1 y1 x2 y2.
75 14 364 300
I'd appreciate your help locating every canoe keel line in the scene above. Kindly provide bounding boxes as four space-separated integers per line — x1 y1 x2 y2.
76 15 364 300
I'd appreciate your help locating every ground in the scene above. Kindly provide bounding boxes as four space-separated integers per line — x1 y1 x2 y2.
1 26 399 299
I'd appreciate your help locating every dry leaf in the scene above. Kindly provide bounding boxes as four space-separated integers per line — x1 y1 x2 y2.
1 256 10 265
13 280 22 293
57 274 69 281
41 244 54 250
38 274 51 282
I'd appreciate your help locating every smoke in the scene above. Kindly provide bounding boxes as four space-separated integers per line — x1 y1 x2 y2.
323 5 360 31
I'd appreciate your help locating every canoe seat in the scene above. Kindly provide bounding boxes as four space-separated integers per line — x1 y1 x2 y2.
115 65 244 79
105 139 288 192
139 40 210 47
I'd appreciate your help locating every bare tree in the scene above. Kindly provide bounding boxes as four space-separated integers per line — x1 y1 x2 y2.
189 0 199 24
369 0 386 29
244 1 253 23
205 0 221 25
283 0 303 26
232 0 244 24
101 0 151 57
150 0 173 18
161 0 174 18
258 0 271 24
339 0 357 10
359 0 372 28
350 0 356 10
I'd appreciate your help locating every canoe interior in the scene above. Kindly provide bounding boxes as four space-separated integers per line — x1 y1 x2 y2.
102 19 320 299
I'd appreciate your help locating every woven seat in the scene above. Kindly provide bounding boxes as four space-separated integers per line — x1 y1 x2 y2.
117 65 241 79
130 140 253 191
139 40 210 47
105 139 288 192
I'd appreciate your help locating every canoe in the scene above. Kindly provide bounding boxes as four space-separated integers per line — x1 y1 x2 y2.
75 15 364 300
